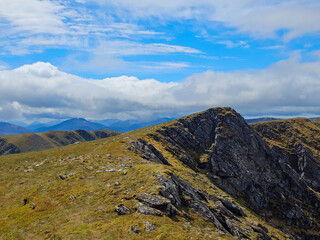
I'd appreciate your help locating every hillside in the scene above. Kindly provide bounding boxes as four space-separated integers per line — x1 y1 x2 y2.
0 122 30 136
251 118 320 194
0 107 319 239
0 129 121 155
34 118 108 132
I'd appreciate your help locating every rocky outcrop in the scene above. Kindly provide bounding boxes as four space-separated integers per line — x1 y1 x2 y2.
131 107 320 239
135 192 177 216
252 120 320 193
158 174 251 237
130 138 171 166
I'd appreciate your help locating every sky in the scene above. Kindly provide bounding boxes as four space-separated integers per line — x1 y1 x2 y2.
1 0 320 122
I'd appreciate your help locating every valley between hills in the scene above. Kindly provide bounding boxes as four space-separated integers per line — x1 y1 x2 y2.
0 107 320 240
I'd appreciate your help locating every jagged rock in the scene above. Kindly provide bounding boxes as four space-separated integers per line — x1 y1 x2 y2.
131 225 140 233
252 121 320 193
136 193 171 207
115 204 131 215
145 221 156 232
219 198 247 217
136 202 163 216
132 108 320 239
30 203 36 209
252 225 272 240
284 204 303 220
158 174 235 234
135 192 177 216
130 138 171 166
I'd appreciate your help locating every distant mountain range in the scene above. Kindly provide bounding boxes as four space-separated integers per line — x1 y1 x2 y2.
0 122 30 136
245 117 279 123
1 118 175 136
1 116 319 137
97 117 174 132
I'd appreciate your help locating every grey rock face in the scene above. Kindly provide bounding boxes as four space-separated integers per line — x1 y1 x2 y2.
136 202 163 216
130 138 171 166
252 122 320 193
115 204 131 215
158 174 248 236
132 107 320 239
135 193 177 216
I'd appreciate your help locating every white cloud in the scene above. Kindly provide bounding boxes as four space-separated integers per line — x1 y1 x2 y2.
216 40 250 49
0 0 175 55
92 0 320 40
142 62 190 70
92 41 201 56
1 53 320 121
59 41 200 73
0 0 68 35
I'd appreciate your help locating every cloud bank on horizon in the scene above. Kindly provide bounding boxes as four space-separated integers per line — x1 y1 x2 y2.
0 0 320 121
1 53 320 121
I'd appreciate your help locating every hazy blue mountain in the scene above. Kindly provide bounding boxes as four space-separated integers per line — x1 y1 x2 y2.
25 120 62 132
245 117 279 124
98 117 174 132
309 117 320 121
0 122 31 136
33 118 108 132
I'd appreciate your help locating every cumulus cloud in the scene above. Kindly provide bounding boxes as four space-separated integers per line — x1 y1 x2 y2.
1 53 320 121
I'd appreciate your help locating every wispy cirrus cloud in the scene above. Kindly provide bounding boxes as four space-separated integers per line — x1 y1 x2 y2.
91 0 320 41
0 0 190 56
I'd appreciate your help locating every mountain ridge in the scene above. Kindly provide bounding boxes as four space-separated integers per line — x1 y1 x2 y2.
0 107 319 239
0 129 121 155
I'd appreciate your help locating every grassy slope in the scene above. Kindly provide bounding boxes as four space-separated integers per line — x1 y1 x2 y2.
0 129 121 155
0 109 290 240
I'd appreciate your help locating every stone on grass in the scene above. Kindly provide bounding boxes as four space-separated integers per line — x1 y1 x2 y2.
115 204 131 215
145 221 157 232
131 225 141 233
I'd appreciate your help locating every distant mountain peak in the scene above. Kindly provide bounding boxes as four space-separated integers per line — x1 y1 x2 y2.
33 118 107 132
0 122 30 136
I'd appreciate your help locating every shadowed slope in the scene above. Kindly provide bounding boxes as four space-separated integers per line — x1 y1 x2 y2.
252 118 320 193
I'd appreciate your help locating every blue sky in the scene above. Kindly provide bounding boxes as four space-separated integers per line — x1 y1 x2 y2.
1 0 320 122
